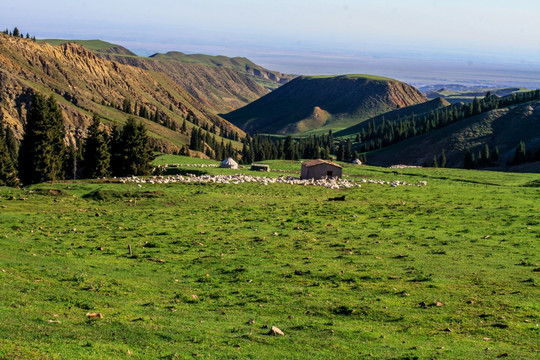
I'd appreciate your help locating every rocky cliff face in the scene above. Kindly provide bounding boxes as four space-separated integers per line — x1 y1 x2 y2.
0 34 244 151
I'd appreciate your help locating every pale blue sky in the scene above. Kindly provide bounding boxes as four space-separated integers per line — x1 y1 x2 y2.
2 0 540 84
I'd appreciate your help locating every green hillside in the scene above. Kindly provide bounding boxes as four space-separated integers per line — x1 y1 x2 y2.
223 75 427 135
1 163 539 358
336 97 451 137
366 100 540 169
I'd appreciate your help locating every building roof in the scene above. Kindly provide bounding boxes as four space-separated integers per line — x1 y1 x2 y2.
301 159 342 169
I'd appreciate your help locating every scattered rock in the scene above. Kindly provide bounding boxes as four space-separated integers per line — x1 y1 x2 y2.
483 235 491 239
442 327 452 332
288 315 294 319
191 294 199 300
467 300 475 304
268 326 284 336
497 353 509 358
435 301 444 307
483 337 492 341
86 312 103 319
261 324 268 329
247 319 255 324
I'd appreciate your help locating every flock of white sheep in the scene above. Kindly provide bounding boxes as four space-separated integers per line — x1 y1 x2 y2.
118 173 427 189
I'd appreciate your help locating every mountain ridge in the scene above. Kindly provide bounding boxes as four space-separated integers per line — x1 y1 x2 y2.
39 39 295 114
0 34 244 154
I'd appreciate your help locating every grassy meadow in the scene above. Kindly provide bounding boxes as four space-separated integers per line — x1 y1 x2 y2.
1 159 539 359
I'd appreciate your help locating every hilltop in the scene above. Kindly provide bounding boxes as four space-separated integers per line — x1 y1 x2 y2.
42 39 295 114
37 39 137 56
0 34 244 154
223 74 427 135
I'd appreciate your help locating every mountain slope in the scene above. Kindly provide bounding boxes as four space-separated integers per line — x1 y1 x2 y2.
67 45 296 114
336 97 451 137
0 34 243 153
367 100 540 169
96 54 275 114
148 51 292 89
223 74 428 135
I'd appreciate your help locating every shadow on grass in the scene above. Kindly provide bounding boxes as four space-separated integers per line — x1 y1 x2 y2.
163 168 208 176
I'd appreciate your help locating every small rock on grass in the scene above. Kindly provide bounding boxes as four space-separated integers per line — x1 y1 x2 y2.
268 326 285 336
86 312 103 319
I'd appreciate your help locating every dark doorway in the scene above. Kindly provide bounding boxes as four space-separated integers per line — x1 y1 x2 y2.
327 171 333 177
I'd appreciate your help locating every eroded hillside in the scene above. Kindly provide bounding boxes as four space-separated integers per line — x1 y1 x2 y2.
0 34 244 153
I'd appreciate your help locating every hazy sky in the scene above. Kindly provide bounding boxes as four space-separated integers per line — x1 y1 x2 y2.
3 0 540 84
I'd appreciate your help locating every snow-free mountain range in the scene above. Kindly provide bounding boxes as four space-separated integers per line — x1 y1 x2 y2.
0 34 538 170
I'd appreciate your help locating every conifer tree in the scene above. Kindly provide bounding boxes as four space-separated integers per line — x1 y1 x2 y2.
464 149 474 169
439 149 446 168
18 93 67 185
82 114 111 179
512 141 527 165
0 120 19 186
113 117 154 176
13 27 19 37
4 125 18 166
491 146 500 163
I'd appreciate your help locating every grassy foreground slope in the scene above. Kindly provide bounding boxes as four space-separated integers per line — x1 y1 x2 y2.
0 163 539 359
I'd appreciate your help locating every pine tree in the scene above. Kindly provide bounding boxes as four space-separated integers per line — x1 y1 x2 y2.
283 136 294 160
464 149 474 169
0 120 19 186
82 114 111 179
115 117 154 176
491 146 500 163
4 125 18 166
431 155 438 167
483 144 490 165
122 99 132 114
439 149 446 168
18 93 67 185
181 119 187 133
13 27 20 37
512 141 527 165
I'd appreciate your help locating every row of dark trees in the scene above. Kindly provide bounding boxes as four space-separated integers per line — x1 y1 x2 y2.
356 90 540 152
239 131 349 164
509 140 540 166
2 26 36 41
463 140 540 169
115 97 239 145
189 127 236 160
463 144 500 169
0 93 155 186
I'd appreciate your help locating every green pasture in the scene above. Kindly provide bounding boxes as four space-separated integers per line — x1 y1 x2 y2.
0 163 539 359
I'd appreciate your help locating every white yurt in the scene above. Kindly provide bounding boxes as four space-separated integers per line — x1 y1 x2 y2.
352 158 362 165
220 157 238 169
